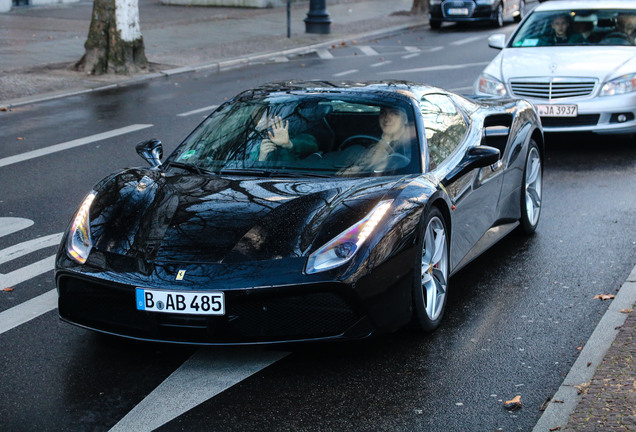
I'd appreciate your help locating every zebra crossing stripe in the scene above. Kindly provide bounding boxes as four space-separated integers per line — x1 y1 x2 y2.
0 232 63 265
0 218 34 238
316 48 334 59
0 288 57 335
358 45 379 56
109 347 290 432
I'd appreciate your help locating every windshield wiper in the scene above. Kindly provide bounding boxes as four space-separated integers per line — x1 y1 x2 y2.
220 168 331 178
169 162 210 175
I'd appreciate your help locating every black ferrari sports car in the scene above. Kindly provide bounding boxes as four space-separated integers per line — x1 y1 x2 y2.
56 81 544 345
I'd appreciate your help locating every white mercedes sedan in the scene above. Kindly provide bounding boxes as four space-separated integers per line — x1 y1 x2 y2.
475 1 636 135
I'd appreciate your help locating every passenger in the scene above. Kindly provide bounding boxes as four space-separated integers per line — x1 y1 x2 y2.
569 14 600 44
254 114 318 162
601 12 636 45
539 14 572 45
340 106 412 175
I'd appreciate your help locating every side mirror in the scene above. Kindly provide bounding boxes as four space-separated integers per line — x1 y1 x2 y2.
445 145 501 182
488 34 506 50
136 139 163 168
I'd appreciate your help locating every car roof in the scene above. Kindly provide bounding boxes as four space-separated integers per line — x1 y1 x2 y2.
237 81 448 103
535 1 636 12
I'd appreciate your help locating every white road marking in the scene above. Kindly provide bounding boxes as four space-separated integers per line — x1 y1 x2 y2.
426 46 444 53
316 48 334 59
379 61 489 75
176 105 219 117
0 232 63 265
404 46 421 52
333 69 358 77
358 45 378 56
371 60 392 68
0 255 56 289
451 35 489 46
0 217 34 238
401 53 420 60
0 124 153 169
0 288 57 335
109 347 290 432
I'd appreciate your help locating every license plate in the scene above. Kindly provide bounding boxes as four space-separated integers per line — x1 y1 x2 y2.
136 288 225 315
448 7 469 15
535 104 578 117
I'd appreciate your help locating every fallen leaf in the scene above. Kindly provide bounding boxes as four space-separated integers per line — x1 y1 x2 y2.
0 107 7 112
593 294 616 301
620 308 633 314
3 287 14 292
549 427 562 431
17 137 24 140
503 395 522 411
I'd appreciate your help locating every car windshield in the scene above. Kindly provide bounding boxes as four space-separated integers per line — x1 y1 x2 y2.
510 9 636 47
167 93 421 177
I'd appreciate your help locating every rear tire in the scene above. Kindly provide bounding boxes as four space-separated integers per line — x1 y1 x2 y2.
519 139 542 234
412 207 449 332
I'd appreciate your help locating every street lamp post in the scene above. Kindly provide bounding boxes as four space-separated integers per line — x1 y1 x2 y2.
304 0 331 34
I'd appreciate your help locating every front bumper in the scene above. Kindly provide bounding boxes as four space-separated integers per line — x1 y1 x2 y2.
429 2 496 23
476 86 636 135
55 245 416 345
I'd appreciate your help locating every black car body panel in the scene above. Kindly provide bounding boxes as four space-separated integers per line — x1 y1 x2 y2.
56 81 543 345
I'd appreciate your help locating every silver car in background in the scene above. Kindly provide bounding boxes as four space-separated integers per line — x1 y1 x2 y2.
475 1 636 135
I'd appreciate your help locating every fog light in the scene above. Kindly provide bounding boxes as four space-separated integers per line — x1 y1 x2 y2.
610 113 634 124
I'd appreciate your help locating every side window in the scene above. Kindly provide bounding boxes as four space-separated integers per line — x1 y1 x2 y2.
420 94 468 168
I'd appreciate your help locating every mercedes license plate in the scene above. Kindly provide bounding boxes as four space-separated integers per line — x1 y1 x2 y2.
447 7 469 15
136 288 225 315
536 104 578 117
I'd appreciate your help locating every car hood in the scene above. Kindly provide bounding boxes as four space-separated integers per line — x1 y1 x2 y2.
88 169 402 264
486 47 636 83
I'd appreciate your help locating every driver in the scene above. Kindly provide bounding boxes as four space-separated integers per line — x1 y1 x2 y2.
340 106 412 174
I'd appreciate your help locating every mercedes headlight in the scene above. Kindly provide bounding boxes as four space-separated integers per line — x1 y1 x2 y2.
305 200 393 274
477 73 507 96
600 73 636 96
476 0 497 5
66 192 96 264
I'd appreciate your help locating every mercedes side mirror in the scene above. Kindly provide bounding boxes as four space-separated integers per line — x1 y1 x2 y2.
488 34 506 50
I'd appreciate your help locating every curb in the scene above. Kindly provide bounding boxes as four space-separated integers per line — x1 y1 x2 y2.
0 20 426 110
532 264 636 432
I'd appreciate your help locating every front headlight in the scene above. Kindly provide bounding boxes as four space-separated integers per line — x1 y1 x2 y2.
429 0 442 5
475 0 497 5
305 200 393 274
66 192 96 264
477 73 507 96
600 73 636 96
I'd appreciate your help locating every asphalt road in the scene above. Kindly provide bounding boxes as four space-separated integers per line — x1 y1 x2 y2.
1 21 635 432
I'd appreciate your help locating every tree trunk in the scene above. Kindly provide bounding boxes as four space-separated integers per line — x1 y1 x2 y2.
410 0 429 15
76 0 148 75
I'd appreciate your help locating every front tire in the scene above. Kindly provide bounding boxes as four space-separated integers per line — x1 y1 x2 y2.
430 20 442 30
519 140 542 234
413 207 449 332
492 3 504 28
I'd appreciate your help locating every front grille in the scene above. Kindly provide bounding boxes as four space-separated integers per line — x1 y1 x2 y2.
442 1 475 17
510 78 596 100
541 115 600 127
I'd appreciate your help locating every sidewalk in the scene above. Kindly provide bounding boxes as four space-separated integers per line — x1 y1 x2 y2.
1 1 635 430
0 0 424 107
